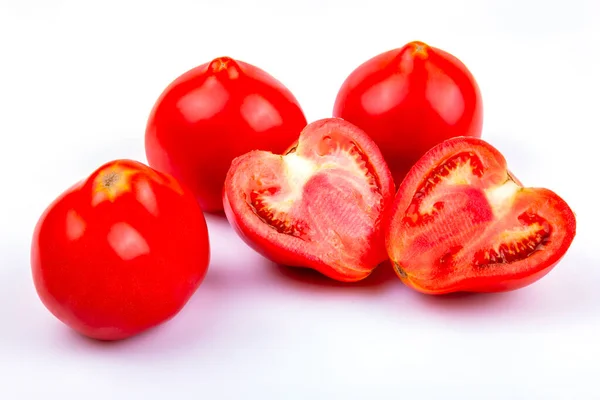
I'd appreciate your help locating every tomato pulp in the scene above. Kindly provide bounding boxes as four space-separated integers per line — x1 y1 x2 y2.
333 41 483 185
223 118 395 282
145 56 308 212
385 137 576 294
31 160 210 340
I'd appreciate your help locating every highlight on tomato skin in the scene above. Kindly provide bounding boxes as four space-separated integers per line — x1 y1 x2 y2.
223 117 395 283
30 159 211 340
333 40 483 186
145 56 308 213
384 136 577 295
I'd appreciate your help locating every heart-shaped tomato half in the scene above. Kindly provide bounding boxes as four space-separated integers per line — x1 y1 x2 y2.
385 137 576 294
223 118 395 282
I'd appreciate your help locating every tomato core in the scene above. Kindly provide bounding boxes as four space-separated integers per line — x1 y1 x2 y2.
244 136 384 245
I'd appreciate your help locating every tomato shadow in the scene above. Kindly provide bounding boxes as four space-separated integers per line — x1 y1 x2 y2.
1 235 226 361
203 211 231 233
55 280 225 360
204 209 227 219
202 213 399 294
0 258 51 352
404 251 598 325
412 290 514 316
272 259 399 291
32 216 237 358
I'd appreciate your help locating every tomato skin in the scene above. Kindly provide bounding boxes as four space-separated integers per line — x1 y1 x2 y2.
223 118 395 282
145 57 308 212
333 41 483 185
30 160 210 340
384 137 576 295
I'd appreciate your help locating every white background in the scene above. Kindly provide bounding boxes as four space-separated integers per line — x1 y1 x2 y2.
1 0 598 398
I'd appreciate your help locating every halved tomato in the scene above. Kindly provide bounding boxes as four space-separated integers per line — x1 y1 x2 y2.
223 118 395 282
384 137 576 294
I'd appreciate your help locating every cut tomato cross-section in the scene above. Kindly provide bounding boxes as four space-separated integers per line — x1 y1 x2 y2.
223 118 395 282
385 136 576 294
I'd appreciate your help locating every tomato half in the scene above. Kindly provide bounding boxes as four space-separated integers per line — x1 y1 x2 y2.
333 41 483 185
384 137 576 294
145 56 308 213
223 118 395 282
30 160 210 340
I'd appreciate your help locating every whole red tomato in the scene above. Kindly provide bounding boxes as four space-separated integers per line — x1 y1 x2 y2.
30 159 210 340
145 56 308 212
333 41 483 185
385 137 576 294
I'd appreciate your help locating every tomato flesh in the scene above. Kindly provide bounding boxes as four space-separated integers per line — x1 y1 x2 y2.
385 137 576 294
224 118 395 282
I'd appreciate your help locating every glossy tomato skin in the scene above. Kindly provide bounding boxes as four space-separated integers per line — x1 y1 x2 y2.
145 57 308 212
31 160 210 340
384 137 576 295
333 41 483 185
223 118 395 283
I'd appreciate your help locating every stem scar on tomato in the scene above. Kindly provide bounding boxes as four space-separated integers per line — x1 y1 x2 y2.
90 161 185 208
410 41 429 57
385 136 576 294
101 171 120 187
208 56 242 79
92 165 140 204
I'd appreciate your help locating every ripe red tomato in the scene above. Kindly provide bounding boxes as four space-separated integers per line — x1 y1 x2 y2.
333 41 483 185
30 160 210 340
384 137 576 294
145 56 308 213
223 118 395 282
